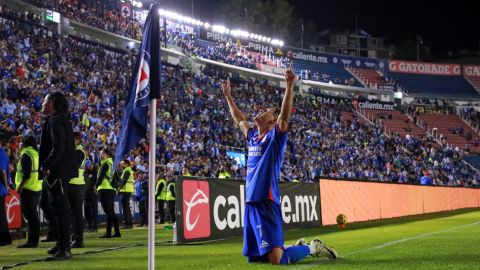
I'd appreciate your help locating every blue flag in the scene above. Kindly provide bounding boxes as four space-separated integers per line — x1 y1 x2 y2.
114 4 162 170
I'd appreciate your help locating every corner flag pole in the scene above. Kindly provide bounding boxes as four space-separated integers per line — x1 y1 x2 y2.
148 98 157 270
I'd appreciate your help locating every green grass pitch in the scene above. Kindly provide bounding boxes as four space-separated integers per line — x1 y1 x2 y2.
1 209 479 269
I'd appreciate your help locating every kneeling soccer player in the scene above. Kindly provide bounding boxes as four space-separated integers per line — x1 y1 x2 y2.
222 70 338 264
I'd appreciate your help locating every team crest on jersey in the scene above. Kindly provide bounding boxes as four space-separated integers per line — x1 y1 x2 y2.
260 134 268 144
134 50 151 104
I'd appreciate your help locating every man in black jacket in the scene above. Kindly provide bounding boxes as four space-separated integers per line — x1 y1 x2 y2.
39 92 78 260
83 160 98 232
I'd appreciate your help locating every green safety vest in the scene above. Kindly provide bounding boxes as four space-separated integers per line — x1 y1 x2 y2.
15 147 42 192
155 178 167 200
82 114 90 127
69 145 86 185
166 182 175 201
219 171 230 179
97 157 114 191
119 166 134 193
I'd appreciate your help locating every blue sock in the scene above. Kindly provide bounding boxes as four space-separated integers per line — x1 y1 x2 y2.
279 245 310 264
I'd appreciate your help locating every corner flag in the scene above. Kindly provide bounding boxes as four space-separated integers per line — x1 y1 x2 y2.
114 4 162 169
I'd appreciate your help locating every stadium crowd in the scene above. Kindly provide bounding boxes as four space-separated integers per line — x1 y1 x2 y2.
23 0 143 40
1 7 480 188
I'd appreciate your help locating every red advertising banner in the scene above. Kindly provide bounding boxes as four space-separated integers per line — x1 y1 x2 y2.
389 60 461 76
320 179 480 225
5 191 22 229
463 65 480 77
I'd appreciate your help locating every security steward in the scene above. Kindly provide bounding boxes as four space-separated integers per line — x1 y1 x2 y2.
96 148 120 238
218 165 231 179
39 92 78 261
83 160 98 232
15 136 42 248
155 175 167 224
68 132 86 248
118 159 134 229
165 177 176 223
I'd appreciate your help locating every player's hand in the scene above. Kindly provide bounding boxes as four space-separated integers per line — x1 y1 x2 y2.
221 78 232 97
285 69 296 86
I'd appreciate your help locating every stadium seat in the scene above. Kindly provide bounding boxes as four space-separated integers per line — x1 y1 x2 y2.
293 61 363 87
349 67 387 89
386 72 479 98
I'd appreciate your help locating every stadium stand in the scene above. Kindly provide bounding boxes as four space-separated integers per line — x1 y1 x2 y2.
360 109 426 139
1 3 480 188
23 0 143 40
462 155 480 171
295 61 362 87
348 67 387 89
386 72 479 98
416 113 480 152
464 76 480 92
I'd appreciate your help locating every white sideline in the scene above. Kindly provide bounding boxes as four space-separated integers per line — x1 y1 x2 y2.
289 221 480 269
343 221 480 257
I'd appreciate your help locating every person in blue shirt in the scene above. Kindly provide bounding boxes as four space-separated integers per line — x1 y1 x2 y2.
0 134 12 246
222 70 338 265
134 172 148 227
420 171 433 185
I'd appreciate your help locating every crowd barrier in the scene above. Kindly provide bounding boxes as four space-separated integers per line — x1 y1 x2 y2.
319 179 480 225
4 191 145 230
5 177 479 241
175 177 320 244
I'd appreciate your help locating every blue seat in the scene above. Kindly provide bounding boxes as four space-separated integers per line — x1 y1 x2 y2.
386 72 479 98
462 155 480 170
293 60 362 87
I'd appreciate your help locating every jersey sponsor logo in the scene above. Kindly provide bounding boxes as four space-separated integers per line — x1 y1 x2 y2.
248 146 263 157
182 180 211 239
5 191 21 229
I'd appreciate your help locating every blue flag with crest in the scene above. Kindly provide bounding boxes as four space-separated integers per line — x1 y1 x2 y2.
114 4 162 170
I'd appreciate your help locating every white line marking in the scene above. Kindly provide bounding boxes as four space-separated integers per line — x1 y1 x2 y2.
343 221 480 257
289 221 480 270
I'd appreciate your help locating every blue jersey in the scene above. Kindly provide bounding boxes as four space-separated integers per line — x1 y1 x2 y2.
246 125 288 204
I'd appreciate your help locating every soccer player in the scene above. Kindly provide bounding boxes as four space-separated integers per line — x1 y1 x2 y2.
222 70 338 265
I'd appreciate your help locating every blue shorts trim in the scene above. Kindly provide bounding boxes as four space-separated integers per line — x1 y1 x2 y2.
243 200 284 259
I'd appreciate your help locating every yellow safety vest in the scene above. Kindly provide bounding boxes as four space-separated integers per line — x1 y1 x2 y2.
15 147 41 192
166 182 175 201
119 166 134 193
155 178 167 200
69 145 86 185
82 114 90 127
97 157 114 191
219 171 230 179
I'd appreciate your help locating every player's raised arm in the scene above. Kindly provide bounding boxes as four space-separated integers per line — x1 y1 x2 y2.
222 79 251 138
277 69 296 132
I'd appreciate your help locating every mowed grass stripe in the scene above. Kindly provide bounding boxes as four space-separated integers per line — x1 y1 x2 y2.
1 209 479 270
